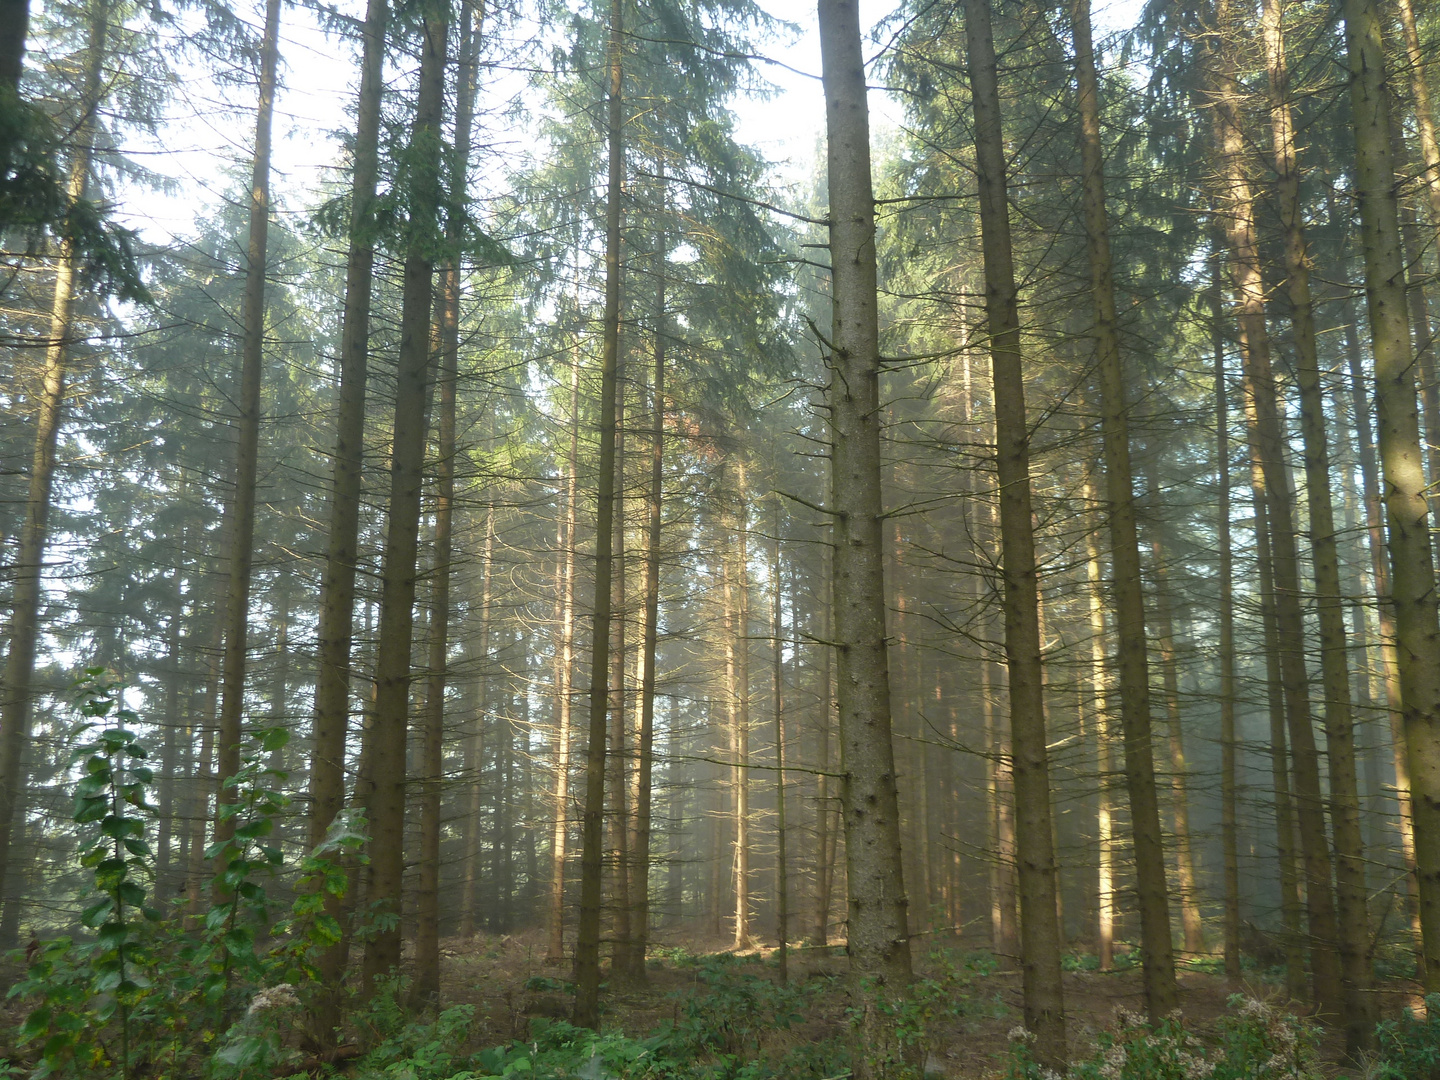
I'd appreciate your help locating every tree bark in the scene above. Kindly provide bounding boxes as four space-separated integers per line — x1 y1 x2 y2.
358 0 449 987
572 0 624 1028
771 505 789 983
817 2 915 1071
1340 0 1440 991
1261 0 1373 1044
0 0 111 917
212 0 282 877
962 0 1064 1061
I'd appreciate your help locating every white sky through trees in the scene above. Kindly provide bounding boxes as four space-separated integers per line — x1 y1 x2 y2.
71 0 1145 256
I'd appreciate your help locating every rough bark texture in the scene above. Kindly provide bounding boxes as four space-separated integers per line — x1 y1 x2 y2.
0 0 109 923
817 2 915 1072
1341 0 1440 990
1261 0 1373 1044
572 0 623 1028
1207 0 1342 1011
1070 0 1175 1017
962 0 1065 1062
358 0 448 988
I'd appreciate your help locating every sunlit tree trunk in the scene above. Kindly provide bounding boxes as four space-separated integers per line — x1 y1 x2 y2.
1069 0 1174 1017
1080 479 1114 973
547 358 581 962
1341 0 1440 991
460 509 494 938
817 2 915 1070
1207 0 1342 1011
1261 0 1373 1043
771 507 789 982
962 0 1064 1061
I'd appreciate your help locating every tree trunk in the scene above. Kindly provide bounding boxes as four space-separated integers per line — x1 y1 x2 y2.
623 240 666 981
812 544 834 948
547 357 581 961
1207 0 1342 1011
771 506 789 983
1211 254 1242 983
358 0 449 987
1340 0 1440 992
1081 479 1114 973
212 0 282 876
607 384 631 968
722 493 752 952
817 2 916 1071
1261 0 1374 1043
0 0 110 916
572 0 623 1028
460 509 494 938
1071 0 1177 1015
962 0 1065 1062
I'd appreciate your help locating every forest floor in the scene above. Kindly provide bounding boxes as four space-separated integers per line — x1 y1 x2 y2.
437 928 1429 1078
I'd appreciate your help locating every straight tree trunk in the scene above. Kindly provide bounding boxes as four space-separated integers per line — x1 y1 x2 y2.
1211 256 1242 983
721 502 752 951
413 0 479 1004
811 544 834 948
0 0 111 905
1343 295 1425 969
1261 0 1374 1044
622 242 666 981
572 0 624 1028
771 509 789 983
817 2 916 1071
459 509 494 937
1070 0 1176 1015
962 0 1065 1062
1144 529 1204 957
607 387 631 968
358 0 449 987
1207 0 1343 1011
1340 0 1440 991
1080 481 1114 973
547 358 581 962
213 0 282 874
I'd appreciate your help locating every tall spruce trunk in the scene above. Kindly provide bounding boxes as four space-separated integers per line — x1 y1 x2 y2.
621 242 666 981
1261 0 1374 1044
1081 478 1115 973
358 0 449 987
459 510 494 936
1340 0 1440 990
1207 0 1342 1011
1343 296 1425 968
572 0 624 1028
607 390 631 968
722 500 753 952
0 0 111 919
547 358 581 961
305 0 388 1023
1070 0 1175 1013
961 0 1065 1062
771 509 789 982
413 0 479 1004
817 2 915 1072
213 0 282 873
1211 256 1242 983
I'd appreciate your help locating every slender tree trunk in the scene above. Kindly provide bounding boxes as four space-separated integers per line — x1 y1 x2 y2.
771 508 789 983
459 509 494 937
607 385 631 968
358 0 448 987
572 0 623 1027
1143 528 1204 957
962 0 1064 1061
1261 0 1374 1043
1081 479 1114 973
547 359 581 962
1341 0 1440 991
413 0 477 1004
722 499 752 951
623 243 665 981
817 2 915 1070
213 0 282 876
0 0 110 914
1071 0 1177 1015
1343 293 1425 969
1207 0 1342 1011
1211 256 1242 984
812 545 834 947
